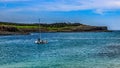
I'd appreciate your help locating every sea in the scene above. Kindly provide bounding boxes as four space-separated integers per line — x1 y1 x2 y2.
0 31 120 68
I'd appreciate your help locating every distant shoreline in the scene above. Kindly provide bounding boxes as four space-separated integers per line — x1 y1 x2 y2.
0 22 111 35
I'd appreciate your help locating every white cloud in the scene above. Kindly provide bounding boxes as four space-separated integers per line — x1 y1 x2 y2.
41 0 120 13
94 9 105 15
29 0 120 14
1 0 120 14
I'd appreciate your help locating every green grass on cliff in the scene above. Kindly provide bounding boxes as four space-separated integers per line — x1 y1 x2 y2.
0 22 108 32
0 22 83 32
15 25 38 29
0 22 81 29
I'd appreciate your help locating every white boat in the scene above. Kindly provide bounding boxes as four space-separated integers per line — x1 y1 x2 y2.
35 19 48 44
35 39 48 44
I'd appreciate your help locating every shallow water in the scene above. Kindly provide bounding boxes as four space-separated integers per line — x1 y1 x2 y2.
0 32 120 68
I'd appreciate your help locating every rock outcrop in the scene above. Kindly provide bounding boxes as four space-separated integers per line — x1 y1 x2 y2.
71 25 108 32
0 26 29 35
0 26 19 32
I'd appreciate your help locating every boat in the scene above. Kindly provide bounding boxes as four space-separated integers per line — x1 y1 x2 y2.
35 38 48 44
35 19 48 44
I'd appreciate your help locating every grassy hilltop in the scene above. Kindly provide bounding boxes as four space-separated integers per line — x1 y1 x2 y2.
0 21 82 29
0 21 109 35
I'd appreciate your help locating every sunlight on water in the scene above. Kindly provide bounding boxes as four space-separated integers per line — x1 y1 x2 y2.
0 32 120 68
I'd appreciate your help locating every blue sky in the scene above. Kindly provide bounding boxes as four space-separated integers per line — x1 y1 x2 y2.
0 0 120 30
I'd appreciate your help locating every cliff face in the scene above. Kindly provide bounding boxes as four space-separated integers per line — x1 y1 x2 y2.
71 25 108 32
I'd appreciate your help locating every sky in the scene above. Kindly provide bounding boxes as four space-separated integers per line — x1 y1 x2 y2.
0 0 120 30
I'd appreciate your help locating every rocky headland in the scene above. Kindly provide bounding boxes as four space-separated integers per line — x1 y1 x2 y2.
0 22 110 35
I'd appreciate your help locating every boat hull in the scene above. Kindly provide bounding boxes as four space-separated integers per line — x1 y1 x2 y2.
35 40 48 44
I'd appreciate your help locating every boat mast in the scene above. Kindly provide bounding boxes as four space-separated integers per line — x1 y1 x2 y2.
39 18 41 39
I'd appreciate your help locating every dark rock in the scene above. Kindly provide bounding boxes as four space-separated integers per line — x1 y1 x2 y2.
0 26 29 35
0 26 19 32
72 25 108 32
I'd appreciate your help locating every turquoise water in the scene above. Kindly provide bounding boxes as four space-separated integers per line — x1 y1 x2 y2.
0 32 120 68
